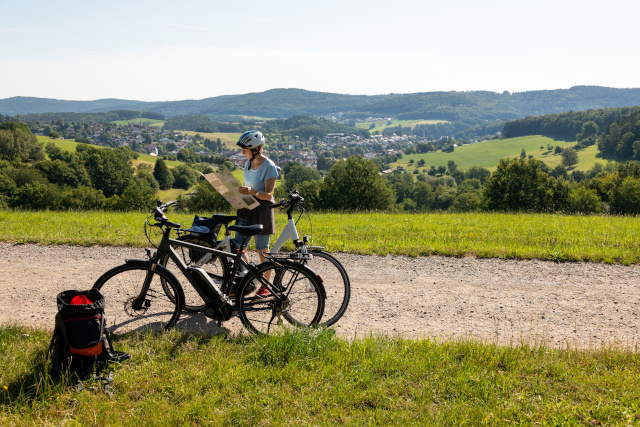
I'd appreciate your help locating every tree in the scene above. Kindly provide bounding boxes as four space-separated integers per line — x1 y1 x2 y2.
0 121 45 162
49 131 60 139
283 161 320 191
111 180 158 211
77 146 134 198
612 176 640 214
483 158 568 212
153 159 174 190
319 156 395 211
172 165 198 190
186 180 231 213
576 121 599 145
567 187 602 214
561 147 578 167
447 160 457 173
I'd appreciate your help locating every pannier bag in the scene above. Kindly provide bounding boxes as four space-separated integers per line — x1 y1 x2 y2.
186 215 222 236
48 289 129 381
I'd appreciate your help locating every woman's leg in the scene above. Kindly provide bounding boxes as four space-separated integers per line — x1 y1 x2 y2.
254 234 272 293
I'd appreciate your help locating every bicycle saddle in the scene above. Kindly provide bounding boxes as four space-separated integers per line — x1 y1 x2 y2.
227 224 263 236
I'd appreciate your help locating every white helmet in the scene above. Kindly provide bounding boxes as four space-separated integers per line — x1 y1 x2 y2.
237 130 265 149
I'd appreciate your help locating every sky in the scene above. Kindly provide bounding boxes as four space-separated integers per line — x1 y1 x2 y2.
2 0 639 102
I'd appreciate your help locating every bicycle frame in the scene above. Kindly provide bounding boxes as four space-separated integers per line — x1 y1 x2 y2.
143 225 282 314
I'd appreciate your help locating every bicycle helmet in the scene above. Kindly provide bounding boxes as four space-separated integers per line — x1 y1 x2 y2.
237 130 265 149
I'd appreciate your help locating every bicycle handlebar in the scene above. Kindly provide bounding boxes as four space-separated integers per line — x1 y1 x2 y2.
152 200 181 229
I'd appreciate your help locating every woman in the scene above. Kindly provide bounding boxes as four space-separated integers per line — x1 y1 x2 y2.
234 130 279 273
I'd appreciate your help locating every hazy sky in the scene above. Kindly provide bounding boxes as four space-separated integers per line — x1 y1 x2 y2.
2 0 639 101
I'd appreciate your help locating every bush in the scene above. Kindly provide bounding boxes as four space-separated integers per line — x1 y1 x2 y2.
567 187 602 214
612 177 640 214
9 182 61 210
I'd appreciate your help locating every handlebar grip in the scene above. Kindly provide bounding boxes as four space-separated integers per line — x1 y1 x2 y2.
165 220 181 229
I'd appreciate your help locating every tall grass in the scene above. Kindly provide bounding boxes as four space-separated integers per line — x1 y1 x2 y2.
2 326 639 425
1 210 638 264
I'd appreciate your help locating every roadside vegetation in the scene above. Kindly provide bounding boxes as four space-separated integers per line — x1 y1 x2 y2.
2 326 639 425
1 210 638 264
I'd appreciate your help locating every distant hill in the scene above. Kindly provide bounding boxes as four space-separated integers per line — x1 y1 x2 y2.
0 89 388 119
4 86 640 137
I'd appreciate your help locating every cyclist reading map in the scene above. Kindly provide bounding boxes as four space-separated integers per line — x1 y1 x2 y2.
233 131 279 295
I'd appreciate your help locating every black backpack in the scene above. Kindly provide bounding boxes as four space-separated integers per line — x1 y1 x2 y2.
48 289 130 384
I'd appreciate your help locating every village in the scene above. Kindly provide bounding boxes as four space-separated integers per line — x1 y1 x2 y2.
30 119 422 171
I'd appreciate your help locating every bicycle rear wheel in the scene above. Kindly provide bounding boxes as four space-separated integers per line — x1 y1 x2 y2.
93 261 184 334
159 234 229 312
237 260 325 334
303 250 350 327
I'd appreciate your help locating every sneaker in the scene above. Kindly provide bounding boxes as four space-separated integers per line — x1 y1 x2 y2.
256 286 270 298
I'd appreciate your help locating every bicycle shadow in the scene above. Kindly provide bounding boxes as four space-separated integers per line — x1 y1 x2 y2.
104 311 232 336
175 312 233 335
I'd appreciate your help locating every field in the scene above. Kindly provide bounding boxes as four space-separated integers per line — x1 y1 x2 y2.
180 131 241 149
1 210 639 264
355 119 448 133
396 135 618 172
110 118 165 127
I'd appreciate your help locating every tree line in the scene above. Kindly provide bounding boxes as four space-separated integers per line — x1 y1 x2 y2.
0 124 215 211
14 110 164 124
187 156 640 216
2 122 640 215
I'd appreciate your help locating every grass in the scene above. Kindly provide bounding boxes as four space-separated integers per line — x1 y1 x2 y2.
397 135 619 172
110 118 165 126
2 325 639 425
1 210 638 264
355 119 448 133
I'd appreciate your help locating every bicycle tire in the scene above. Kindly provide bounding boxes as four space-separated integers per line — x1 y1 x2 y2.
159 234 229 312
237 260 325 335
302 250 350 327
93 260 184 334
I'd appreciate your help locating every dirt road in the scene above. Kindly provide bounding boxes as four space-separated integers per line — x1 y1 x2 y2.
1 242 639 349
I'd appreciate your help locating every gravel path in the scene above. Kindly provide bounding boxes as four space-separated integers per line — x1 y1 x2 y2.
2 242 639 349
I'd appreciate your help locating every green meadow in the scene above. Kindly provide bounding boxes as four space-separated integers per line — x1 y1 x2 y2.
2 326 639 425
396 135 617 172
110 118 165 127
1 210 638 264
355 119 448 133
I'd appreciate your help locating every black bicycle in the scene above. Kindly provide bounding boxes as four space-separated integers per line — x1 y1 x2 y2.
93 201 326 335
159 187 351 327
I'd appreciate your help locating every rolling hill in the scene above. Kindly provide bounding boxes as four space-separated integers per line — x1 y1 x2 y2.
395 135 617 172
4 87 640 124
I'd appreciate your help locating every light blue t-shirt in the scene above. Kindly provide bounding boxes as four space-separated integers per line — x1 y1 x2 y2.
243 158 279 192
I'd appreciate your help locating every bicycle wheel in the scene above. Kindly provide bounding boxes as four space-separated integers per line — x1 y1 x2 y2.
303 250 350 327
237 260 325 334
93 261 184 334
159 234 229 312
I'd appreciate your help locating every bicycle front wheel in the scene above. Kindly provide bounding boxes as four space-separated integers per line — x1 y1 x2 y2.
93 261 184 334
237 260 325 334
303 250 350 327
